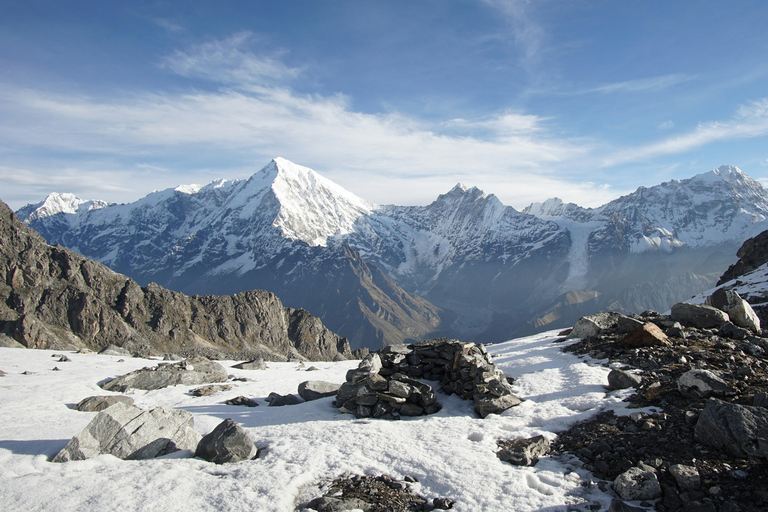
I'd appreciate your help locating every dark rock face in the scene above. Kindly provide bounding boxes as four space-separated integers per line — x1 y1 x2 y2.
718 230 768 285
195 418 258 464
53 402 201 462
0 199 353 361
100 358 228 392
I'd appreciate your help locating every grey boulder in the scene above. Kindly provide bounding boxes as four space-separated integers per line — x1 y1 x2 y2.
100 357 228 392
195 418 258 464
53 402 201 462
232 358 265 370
670 303 729 329
694 399 768 459
607 369 643 390
612 467 662 501
677 369 734 399
475 394 523 418
266 392 303 407
496 435 551 466
298 380 342 401
706 289 761 333
72 395 134 412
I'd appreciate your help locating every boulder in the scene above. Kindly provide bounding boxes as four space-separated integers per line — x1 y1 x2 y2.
298 380 342 401
607 369 643 390
706 289 761 333
678 369 734 399
475 394 523 418
568 312 621 339
669 464 701 490
718 321 750 340
232 358 265 370
613 467 662 501
670 303 729 329
72 395 134 412
266 392 302 407
100 357 228 392
195 418 258 464
694 399 768 459
619 323 669 348
496 435 550 466
53 402 201 462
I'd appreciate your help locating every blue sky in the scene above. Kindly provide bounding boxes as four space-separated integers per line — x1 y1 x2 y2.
2 0 768 210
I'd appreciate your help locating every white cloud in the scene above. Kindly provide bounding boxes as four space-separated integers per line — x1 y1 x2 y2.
585 73 695 94
603 98 768 167
480 0 545 69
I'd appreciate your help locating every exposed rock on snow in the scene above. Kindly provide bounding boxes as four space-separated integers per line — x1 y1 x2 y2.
195 418 258 464
266 392 302 407
224 396 259 407
72 395 134 412
53 402 200 462
100 358 228 392
496 435 551 466
718 229 768 285
191 384 233 397
298 380 342 401
706 289 761 333
232 358 266 370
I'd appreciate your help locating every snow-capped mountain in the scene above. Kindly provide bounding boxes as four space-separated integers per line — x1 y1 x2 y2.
17 160 768 349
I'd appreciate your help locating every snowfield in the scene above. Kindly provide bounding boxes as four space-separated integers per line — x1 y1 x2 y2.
0 331 651 511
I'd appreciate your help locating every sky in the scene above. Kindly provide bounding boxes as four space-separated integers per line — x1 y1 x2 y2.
2 0 768 210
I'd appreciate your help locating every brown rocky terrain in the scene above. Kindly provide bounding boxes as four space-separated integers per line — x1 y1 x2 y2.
0 199 353 361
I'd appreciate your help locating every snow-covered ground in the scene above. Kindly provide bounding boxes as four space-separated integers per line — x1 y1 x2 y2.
0 331 651 511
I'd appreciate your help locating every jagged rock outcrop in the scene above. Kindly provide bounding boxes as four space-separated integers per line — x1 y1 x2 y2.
718 229 768 285
0 199 353 361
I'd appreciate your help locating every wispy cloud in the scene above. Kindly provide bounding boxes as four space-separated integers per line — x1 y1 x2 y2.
584 73 696 94
160 32 301 87
603 98 768 166
480 0 545 70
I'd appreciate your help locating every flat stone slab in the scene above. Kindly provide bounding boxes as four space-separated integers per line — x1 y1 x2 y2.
72 395 134 412
100 357 228 392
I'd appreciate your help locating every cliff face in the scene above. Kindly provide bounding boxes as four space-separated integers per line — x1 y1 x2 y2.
0 199 352 361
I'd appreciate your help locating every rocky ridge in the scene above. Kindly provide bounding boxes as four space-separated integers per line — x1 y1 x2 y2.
0 199 353 361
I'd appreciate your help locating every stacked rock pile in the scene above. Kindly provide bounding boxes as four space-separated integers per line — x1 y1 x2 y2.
336 338 522 419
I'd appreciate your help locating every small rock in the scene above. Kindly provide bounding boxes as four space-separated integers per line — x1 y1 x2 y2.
607 369 643 390
57 355 71 362
669 464 701 490
753 391 768 408
613 467 662 501
433 497 454 510
191 384 233 396
496 435 551 466
225 396 259 407
306 366 320 371
474 394 523 418
607 499 646 512
98 344 132 356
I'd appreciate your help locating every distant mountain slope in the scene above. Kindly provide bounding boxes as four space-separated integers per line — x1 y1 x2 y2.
19 160 768 348
0 198 353 361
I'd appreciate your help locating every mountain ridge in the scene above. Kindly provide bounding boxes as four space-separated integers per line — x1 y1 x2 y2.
18 159 768 349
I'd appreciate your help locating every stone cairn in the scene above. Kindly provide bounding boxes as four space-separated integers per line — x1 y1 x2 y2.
335 338 522 420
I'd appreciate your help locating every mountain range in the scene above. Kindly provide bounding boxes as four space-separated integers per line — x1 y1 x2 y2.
17 158 768 349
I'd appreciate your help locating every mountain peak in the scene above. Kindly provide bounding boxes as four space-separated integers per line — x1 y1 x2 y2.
17 192 108 223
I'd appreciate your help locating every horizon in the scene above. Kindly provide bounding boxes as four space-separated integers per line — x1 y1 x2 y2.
3 1 768 210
